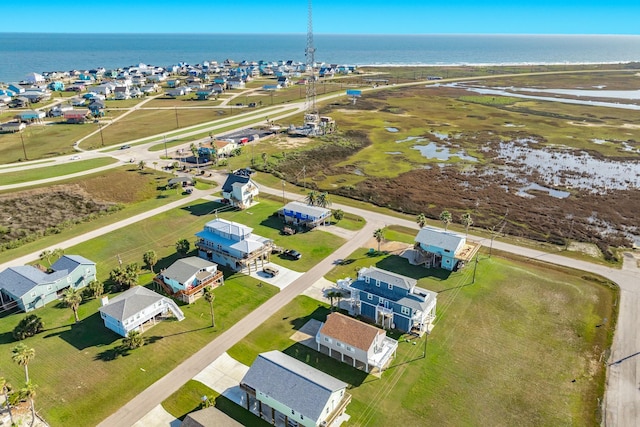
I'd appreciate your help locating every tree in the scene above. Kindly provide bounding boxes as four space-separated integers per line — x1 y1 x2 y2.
39 249 52 267
261 152 267 166
12 343 35 383
416 213 428 229
316 192 331 208
13 314 44 341
191 143 200 169
326 290 343 311
51 248 65 264
88 279 104 299
305 190 318 206
332 209 344 223
461 212 474 235
122 330 144 350
439 210 452 231
0 377 14 426
143 250 158 273
203 287 216 327
138 160 146 170
373 228 385 252
109 263 139 291
176 238 190 255
21 381 37 427
62 287 82 323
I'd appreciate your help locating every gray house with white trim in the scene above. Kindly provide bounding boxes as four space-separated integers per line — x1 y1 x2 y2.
0 255 96 312
240 351 351 427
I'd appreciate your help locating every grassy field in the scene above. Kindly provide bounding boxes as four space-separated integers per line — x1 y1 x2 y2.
0 276 278 427
0 157 117 185
226 247 616 426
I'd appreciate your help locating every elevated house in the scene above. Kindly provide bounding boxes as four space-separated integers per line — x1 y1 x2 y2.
413 226 479 271
0 255 96 312
64 109 90 124
221 173 259 209
195 218 273 273
0 121 26 133
114 86 131 100
16 110 45 123
337 266 437 335
153 256 224 304
240 351 351 427
316 312 398 373
98 286 185 337
280 201 331 229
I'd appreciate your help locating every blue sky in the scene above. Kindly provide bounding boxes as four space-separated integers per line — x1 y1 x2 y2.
4 0 639 35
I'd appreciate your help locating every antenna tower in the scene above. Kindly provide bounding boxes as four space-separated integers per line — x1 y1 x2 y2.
305 0 318 120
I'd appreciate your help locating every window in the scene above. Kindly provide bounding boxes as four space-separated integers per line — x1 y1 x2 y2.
346 345 354 352
388 283 393 290
367 294 373 301
336 342 343 348
324 337 332 343
375 280 380 287
379 297 384 304
444 249 451 253
364 276 369 284
30 291 36 297
291 409 295 415
47 285 52 291
401 306 411 315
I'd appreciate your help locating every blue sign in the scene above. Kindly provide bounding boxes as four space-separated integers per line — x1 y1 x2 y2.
346 89 362 97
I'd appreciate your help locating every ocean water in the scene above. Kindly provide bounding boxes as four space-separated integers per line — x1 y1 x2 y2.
1 33 640 83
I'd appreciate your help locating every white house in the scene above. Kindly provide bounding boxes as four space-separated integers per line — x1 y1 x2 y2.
280 201 331 229
221 173 259 209
98 286 185 337
316 312 398 373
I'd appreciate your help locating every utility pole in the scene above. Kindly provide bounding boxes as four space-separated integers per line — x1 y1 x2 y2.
98 122 105 147
19 131 28 160
472 254 479 284
175 107 179 128
164 135 168 159
281 180 286 205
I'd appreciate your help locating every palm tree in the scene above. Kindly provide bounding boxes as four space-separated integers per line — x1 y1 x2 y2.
203 287 216 327
439 210 452 231
62 287 82 323
51 248 65 264
122 263 139 289
316 192 331 208
176 238 190 255
326 290 340 310
261 152 267 166
12 343 35 383
305 190 318 206
123 330 144 350
88 279 104 299
461 212 474 235
0 377 14 426
143 250 158 273
416 213 427 229
190 143 200 169
21 381 37 427
373 228 385 252
39 249 52 267
138 160 146 170
332 209 344 223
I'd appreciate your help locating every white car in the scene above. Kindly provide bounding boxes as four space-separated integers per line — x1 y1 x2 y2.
69 155 81 160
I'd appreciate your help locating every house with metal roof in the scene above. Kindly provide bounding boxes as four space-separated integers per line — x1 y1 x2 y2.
280 201 331 229
98 286 185 337
337 266 437 335
221 173 259 209
316 312 398 373
240 351 351 427
413 226 480 271
153 256 224 304
0 255 96 312
195 218 273 273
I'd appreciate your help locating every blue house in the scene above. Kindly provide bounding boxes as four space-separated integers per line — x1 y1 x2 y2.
280 201 331 229
413 226 479 271
338 266 437 335
153 256 224 304
195 218 273 273
48 81 65 91
0 255 96 312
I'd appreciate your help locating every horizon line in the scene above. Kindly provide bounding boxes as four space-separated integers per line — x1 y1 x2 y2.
1 32 639 37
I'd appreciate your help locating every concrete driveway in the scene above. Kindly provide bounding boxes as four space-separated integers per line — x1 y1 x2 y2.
247 262 304 290
193 352 249 406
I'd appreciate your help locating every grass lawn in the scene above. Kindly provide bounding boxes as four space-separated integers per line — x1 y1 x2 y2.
0 276 278 427
227 248 616 426
0 157 117 185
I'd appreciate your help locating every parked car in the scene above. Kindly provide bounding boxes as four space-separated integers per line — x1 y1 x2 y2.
283 249 302 260
69 155 81 160
120 144 131 150
263 266 279 277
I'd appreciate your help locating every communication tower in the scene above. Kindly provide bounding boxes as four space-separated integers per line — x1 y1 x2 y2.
304 0 319 128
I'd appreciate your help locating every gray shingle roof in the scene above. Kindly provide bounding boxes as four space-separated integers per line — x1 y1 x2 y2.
0 266 66 298
51 254 94 274
161 257 216 285
181 407 242 427
98 286 164 322
361 266 416 290
282 201 330 218
221 174 250 192
241 351 347 423
415 226 465 253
